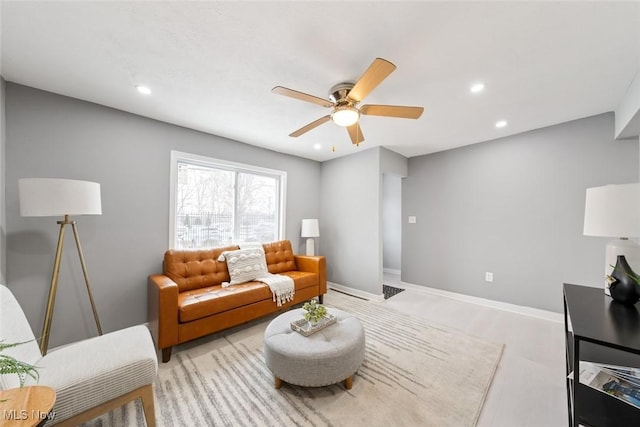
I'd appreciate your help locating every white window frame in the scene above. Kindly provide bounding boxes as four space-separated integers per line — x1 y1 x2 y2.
169 150 287 249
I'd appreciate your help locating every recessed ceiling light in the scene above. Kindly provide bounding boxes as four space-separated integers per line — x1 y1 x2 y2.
136 85 151 95
470 83 485 93
313 144 322 150
495 120 507 128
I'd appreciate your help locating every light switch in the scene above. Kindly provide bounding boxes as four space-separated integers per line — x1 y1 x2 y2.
408 216 417 224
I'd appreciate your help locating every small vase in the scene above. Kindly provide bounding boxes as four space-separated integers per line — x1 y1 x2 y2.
609 255 640 306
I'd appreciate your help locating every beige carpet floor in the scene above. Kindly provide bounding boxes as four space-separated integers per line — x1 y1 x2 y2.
83 290 504 427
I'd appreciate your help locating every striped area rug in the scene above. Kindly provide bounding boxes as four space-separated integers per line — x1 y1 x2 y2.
83 290 503 427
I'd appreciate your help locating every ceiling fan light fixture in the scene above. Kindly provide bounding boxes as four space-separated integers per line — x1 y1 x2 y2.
273 58 423 144
331 105 360 127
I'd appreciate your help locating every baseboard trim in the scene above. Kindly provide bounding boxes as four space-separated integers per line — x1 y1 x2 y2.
396 281 563 323
383 268 401 275
328 282 385 302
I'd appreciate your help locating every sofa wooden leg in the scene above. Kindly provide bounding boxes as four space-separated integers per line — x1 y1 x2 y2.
344 376 353 390
162 347 172 363
318 294 324 304
140 384 156 427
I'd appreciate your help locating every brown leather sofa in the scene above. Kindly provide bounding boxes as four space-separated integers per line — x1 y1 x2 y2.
148 240 326 362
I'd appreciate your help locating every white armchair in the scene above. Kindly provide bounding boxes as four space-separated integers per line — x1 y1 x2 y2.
0 285 157 426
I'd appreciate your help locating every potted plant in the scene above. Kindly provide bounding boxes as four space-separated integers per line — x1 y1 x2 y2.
302 299 327 325
0 340 39 388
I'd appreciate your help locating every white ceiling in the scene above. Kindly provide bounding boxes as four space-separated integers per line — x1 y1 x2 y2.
1 1 639 162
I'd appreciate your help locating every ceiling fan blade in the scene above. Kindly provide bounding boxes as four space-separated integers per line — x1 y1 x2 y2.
347 123 365 146
290 115 331 137
272 86 333 107
347 58 397 103
360 104 424 119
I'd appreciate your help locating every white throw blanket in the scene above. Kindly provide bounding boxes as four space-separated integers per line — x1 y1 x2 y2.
255 273 295 306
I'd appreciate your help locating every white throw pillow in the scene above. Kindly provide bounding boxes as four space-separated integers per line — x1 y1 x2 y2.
218 247 268 285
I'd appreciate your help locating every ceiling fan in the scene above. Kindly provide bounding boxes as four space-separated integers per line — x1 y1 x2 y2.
272 58 424 146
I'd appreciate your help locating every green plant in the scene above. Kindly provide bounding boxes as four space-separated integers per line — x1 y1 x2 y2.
0 340 39 387
302 299 327 324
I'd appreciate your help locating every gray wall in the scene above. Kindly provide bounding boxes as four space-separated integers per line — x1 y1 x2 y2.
380 146 407 273
5 83 320 348
403 113 638 312
380 147 408 276
320 147 382 295
380 146 408 177
382 174 402 271
320 146 408 296
0 77 5 284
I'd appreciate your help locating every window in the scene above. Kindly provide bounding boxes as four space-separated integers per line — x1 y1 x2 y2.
169 151 286 249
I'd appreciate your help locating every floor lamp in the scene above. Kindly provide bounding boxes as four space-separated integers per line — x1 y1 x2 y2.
19 178 103 355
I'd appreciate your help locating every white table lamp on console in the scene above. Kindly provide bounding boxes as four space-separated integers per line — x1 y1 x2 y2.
583 183 640 297
301 219 319 256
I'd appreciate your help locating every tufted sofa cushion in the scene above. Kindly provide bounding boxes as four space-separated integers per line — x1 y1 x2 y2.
178 282 272 322
164 241 299 292
264 240 297 273
164 245 239 292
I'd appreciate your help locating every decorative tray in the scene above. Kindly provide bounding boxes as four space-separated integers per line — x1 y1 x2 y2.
290 314 337 336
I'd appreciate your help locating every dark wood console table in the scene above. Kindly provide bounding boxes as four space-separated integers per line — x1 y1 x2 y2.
564 283 640 427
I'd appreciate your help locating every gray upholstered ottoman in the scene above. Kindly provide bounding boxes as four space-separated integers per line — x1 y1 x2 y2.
264 307 365 390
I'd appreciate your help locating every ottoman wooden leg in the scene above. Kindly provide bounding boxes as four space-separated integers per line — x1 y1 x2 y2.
344 376 353 390
274 376 282 389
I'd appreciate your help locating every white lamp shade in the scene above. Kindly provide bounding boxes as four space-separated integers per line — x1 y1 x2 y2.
583 183 640 237
301 219 319 238
584 183 640 237
19 178 102 217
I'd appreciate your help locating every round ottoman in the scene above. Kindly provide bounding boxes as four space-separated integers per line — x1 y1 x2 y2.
263 307 365 390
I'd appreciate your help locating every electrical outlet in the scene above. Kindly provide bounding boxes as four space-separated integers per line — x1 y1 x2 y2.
485 272 494 283
408 216 417 224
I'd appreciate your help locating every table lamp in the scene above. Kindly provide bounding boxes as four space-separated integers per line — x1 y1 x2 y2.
583 183 640 296
19 178 103 354
301 219 319 256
